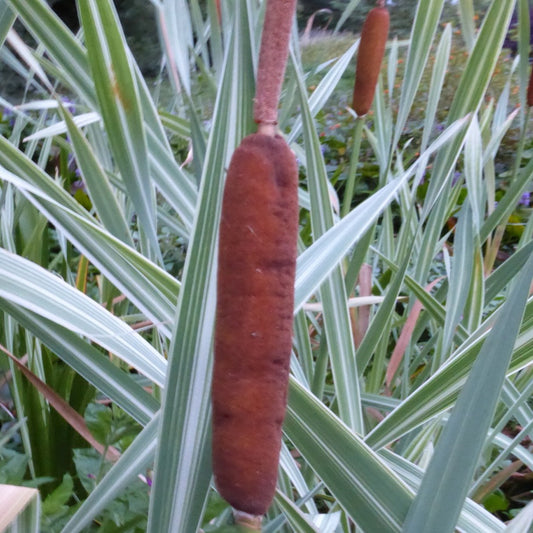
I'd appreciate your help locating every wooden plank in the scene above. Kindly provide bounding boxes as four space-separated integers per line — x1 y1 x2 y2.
0 484 39 531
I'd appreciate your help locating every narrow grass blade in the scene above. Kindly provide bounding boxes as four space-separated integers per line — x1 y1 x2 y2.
0 249 167 387
0 345 119 461
271 491 319 533
0 2 15 49
481 153 533 244
78 0 158 256
158 110 191 140
294 116 468 312
157 0 193 94
356 234 414 373
278 443 317 514
6 29 53 92
288 40 358 143
448 0 515 124
0 300 158 426
22 111 101 142
295 176 407 312
416 0 516 285
517 0 531 122
441 205 474 354
394 0 445 148
57 104 132 245
485 239 533 303
9 0 197 230
0 156 178 334
334 0 362 33
365 296 533 450
293 48 363 432
464 116 484 230
381 450 506 533
458 0 476 50
402 252 533 533
7 0 95 105
285 378 413 532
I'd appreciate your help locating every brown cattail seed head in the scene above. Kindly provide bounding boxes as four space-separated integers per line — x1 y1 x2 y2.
352 7 390 116
213 133 298 515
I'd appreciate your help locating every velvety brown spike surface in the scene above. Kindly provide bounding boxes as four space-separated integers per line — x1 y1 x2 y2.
352 6 390 116
212 133 299 516
253 0 297 125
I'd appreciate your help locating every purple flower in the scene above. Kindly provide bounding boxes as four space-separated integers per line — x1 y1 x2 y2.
70 179 86 194
519 192 530 207
451 171 461 186
2 107 15 127
60 96 76 113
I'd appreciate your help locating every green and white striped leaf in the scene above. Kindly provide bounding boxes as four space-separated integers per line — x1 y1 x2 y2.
78 0 157 257
294 116 469 312
147 5 255 531
157 0 193 94
7 0 94 104
0 249 167 387
0 156 178 335
293 46 363 432
0 299 158 426
365 293 533 450
441 205 474 355
402 243 533 533
381 450 506 533
394 0 445 148
0 1 15 49
288 40 358 143
9 0 197 231
420 23 452 152
285 378 413 532
271 491 319 533
57 103 132 245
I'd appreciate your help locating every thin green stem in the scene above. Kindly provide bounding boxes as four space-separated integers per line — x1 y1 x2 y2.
341 116 365 218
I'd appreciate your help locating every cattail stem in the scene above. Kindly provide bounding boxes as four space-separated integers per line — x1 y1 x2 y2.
341 116 365 217
253 0 297 128
233 510 262 531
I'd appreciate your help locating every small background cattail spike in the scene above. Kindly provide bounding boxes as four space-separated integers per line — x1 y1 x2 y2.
253 0 298 127
352 4 390 116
